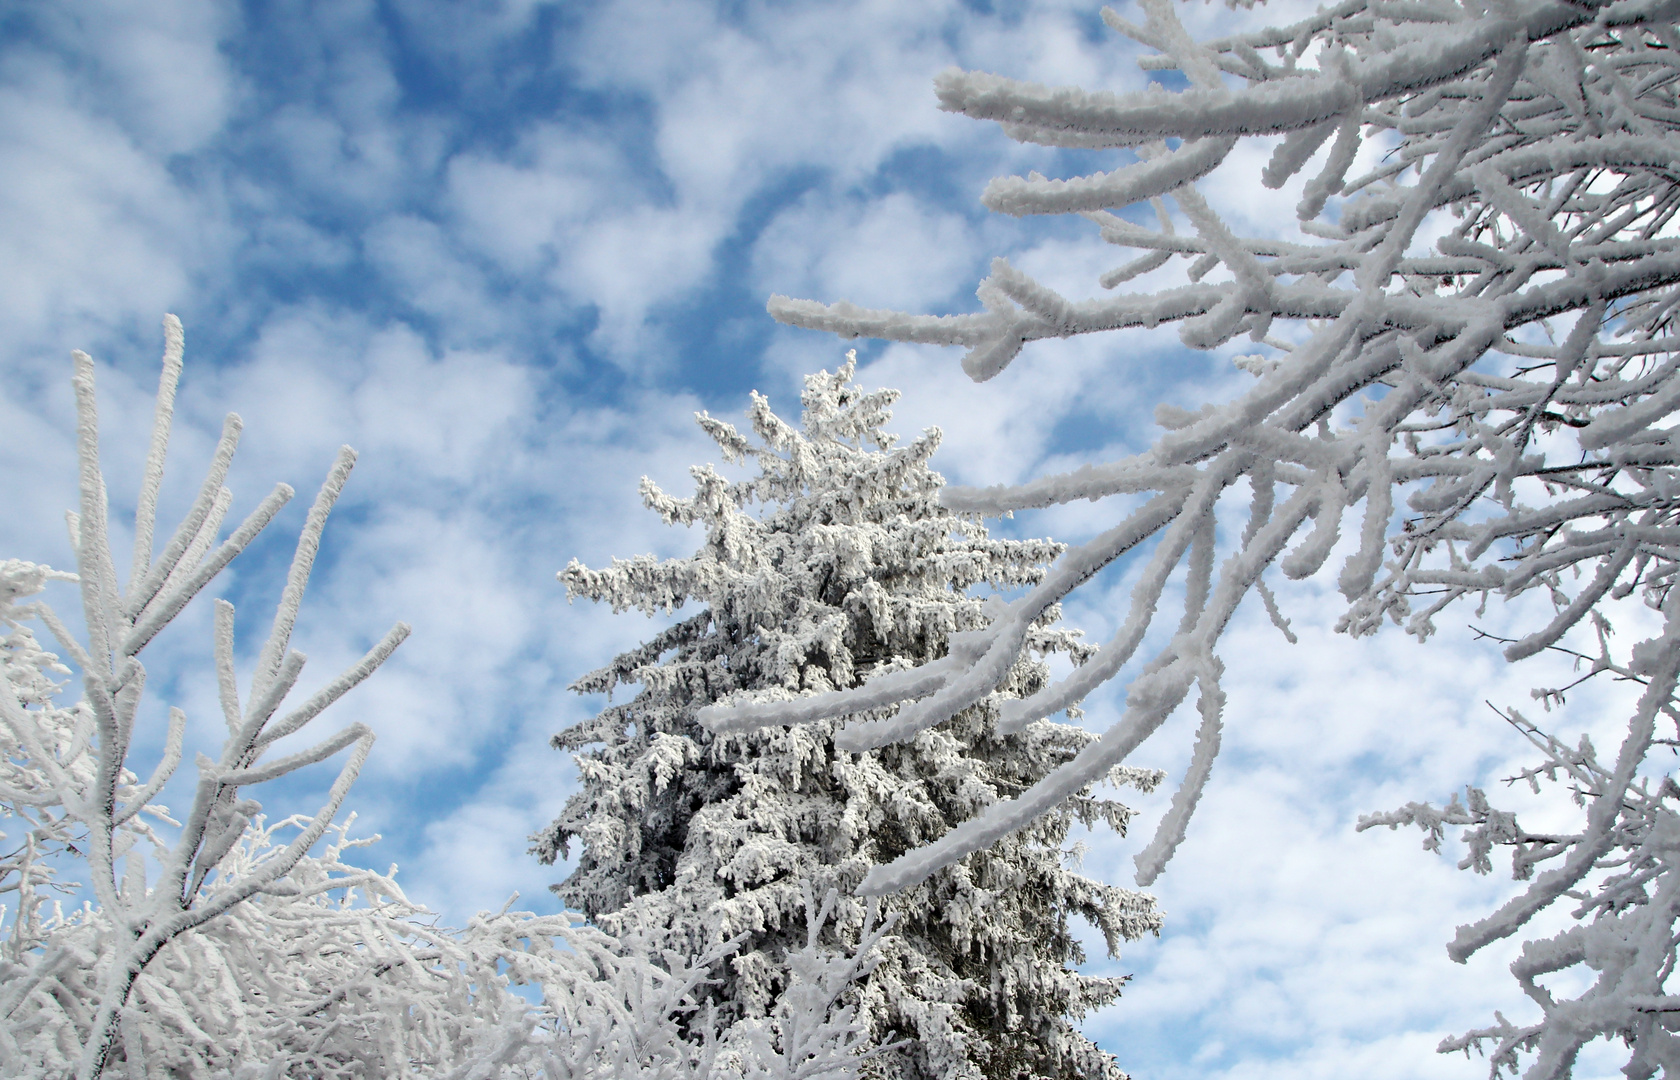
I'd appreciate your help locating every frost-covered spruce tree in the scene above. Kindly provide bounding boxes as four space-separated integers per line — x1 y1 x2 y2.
535 357 1161 1080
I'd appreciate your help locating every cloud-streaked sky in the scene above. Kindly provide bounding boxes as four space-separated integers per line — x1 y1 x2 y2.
0 2 1631 1077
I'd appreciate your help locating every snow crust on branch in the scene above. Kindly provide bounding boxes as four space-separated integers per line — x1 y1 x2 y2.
710 0 1680 1071
729 0 1680 915
1 321 409 1079
1359 611 1680 1080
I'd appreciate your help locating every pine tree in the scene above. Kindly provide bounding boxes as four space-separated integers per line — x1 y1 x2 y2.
534 357 1162 1080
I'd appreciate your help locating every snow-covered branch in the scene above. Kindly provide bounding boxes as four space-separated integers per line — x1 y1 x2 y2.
711 0 1680 902
1360 614 1680 1079
1 318 409 1078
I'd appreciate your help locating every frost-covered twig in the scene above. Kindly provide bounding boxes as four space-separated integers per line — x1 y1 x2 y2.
1360 615 1680 1080
0 318 408 1078
706 0 1680 898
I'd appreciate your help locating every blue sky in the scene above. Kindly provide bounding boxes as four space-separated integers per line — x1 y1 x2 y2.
0 2 1635 1078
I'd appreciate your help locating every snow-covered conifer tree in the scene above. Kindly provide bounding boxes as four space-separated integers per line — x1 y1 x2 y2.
537 358 1161 1080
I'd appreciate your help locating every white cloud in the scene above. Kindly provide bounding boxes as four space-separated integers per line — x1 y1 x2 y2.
431 0 1152 369
384 0 553 65
362 215 501 335
446 128 633 275
0 85 200 350
14 0 238 156
754 192 984 313
413 799 567 918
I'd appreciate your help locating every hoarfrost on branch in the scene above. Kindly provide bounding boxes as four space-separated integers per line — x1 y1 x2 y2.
700 0 1680 1075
